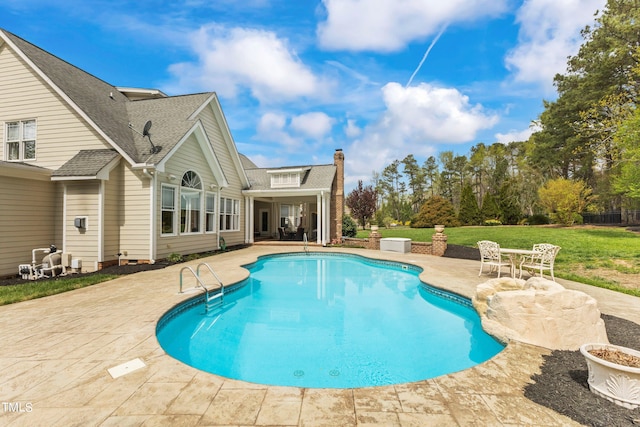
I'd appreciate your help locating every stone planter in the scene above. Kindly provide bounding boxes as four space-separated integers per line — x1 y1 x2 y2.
580 343 640 409
434 225 445 233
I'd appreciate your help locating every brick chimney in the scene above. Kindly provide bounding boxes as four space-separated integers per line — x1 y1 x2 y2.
331 148 344 242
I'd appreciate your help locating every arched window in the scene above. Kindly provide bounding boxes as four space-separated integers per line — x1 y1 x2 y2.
181 170 202 189
180 170 202 233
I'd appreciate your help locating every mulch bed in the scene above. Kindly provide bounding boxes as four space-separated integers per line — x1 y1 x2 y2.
525 314 640 426
2 244 639 426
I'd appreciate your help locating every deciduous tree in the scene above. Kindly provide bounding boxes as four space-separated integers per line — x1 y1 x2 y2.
345 180 377 229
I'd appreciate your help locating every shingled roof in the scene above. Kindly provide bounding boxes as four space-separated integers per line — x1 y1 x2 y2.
52 149 120 179
0 29 217 169
244 164 336 193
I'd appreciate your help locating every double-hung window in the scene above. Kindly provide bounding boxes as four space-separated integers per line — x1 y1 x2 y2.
5 119 36 161
219 197 240 231
205 192 216 233
161 185 177 235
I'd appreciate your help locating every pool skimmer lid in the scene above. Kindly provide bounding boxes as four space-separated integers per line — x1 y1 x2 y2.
108 358 146 379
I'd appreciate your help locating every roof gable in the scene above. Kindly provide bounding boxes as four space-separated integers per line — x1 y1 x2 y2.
0 29 140 163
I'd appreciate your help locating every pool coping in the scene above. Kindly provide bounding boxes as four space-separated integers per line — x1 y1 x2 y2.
1 245 637 426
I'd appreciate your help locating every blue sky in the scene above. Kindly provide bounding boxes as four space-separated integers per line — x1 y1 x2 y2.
1 0 605 190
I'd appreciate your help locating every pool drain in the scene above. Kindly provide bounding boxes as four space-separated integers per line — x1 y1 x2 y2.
293 370 305 377
329 369 340 376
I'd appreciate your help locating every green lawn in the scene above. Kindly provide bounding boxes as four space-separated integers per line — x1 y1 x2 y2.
357 225 640 297
0 274 119 306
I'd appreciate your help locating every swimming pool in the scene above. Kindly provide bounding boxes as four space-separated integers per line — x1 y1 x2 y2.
157 253 504 388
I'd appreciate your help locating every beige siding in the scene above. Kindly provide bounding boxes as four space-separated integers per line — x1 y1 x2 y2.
64 182 100 272
156 134 220 259
118 164 151 262
0 44 107 169
198 106 246 246
0 176 60 277
103 161 122 266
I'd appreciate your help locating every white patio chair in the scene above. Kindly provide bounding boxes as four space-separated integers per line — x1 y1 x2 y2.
477 240 511 277
519 243 561 281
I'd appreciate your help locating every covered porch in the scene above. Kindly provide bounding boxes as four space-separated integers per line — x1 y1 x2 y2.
243 191 333 246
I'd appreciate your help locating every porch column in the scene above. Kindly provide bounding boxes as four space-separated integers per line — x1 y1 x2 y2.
316 194 322 245
244 196 248 243
249 196 255 243
323 192 331 245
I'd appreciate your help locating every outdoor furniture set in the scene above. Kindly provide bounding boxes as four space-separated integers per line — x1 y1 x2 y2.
477 240 561 281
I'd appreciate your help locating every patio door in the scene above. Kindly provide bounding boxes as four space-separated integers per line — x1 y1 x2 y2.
259 209 270 236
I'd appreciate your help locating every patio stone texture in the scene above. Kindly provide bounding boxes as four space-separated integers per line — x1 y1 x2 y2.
0 246 637 426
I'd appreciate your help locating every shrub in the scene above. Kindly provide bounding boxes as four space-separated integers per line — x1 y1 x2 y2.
484 219 502 226
411 195 460 228
458 183 481 225
342 215 358 238
168 252 183 263
538 178 593 226
525 214 550 225
185 253 200 261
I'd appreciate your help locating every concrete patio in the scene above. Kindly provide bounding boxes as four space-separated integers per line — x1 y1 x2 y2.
0 246 638 426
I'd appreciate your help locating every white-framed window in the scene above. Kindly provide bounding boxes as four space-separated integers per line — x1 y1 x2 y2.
161 185 177 235
219 197 240 231
280 204 301 230
5 119 36 161
180 171 202 234
270 172 300 188
205 192 216 233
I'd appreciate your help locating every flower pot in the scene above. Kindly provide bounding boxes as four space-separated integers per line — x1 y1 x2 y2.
434 225 445 233
580 343 640 409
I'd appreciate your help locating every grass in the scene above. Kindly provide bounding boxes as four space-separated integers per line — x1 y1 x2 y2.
357 225 640 297
0 274 119 305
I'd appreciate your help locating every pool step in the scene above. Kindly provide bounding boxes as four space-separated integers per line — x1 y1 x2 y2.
179 262 225 313
206 287 224 311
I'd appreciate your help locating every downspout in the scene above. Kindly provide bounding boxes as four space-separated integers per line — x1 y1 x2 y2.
142 168 156 263
62 183 68 256
98 180 104 269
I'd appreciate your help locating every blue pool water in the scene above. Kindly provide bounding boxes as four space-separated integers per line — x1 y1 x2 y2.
157 253 504 388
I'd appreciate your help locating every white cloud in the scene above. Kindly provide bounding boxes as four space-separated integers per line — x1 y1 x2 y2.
344 82 498 186
290 112 334 139
495 123 541 144
317 0 508 52
344 119 361 137
505 0 606 93
166 25 322 102
381 82 498 144
256 112 299 147
255 111 335 148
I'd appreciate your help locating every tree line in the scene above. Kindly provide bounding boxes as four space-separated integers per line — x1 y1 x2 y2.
347 0 640 229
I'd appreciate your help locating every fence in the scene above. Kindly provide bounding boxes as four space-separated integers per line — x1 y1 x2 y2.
581 210 640 225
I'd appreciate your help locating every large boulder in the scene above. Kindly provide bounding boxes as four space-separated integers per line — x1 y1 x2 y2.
473 277 609 350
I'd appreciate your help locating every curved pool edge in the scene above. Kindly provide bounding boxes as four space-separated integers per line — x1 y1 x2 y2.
155 249 508 388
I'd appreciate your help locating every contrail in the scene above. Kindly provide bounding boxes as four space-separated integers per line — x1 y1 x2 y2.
406 24 448 87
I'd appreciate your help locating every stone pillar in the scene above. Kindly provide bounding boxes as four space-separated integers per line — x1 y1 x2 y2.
367 229 381 250
330 148 344 243
431 226 447 256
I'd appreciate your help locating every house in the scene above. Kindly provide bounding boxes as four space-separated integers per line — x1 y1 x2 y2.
0 29 344 278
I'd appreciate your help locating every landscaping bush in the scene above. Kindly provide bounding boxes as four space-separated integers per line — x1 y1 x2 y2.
168 252 183 263
411 195 460 228
342 215 358 238
525 214 551 225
